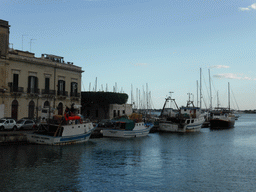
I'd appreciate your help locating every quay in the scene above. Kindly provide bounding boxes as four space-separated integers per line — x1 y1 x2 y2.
0 125 159 145
0 131 31 145
0 129 106 145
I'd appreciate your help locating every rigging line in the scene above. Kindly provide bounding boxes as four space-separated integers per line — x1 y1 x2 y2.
231 89 240 110
201 89 208 109
202 73 210 103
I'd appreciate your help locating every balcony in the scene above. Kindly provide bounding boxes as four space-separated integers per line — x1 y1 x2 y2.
42 89 56 95
57 90 68 97
27 88 40 95
10 86 24 93
70 92 80 98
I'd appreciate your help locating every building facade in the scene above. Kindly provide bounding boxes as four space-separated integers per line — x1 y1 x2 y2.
0 20 83 120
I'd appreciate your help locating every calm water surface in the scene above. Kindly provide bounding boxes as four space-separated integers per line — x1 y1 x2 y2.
1 114 256 191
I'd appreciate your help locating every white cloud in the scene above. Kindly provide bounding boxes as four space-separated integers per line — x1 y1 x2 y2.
132 63 148 67
213 73 254 80
210 65 230 69
239 7 250 11
239 3 256 11
250 3 256 9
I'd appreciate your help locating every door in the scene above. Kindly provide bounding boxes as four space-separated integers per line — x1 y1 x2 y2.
11 100 18 120
28 101 35 119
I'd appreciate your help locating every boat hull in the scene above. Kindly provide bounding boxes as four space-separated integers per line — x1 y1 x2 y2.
102 125 153 138
159 119 204 133
27 123 96 145
27 131 93 145
210 119 235 129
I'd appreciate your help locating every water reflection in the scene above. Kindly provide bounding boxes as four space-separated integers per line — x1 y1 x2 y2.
1 114 256 191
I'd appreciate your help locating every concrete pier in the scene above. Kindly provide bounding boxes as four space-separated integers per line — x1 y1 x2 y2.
0 131 32 145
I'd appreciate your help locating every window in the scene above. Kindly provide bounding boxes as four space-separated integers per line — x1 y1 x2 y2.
44 101 50 108
58 80 65 95
71 82 78 96
113 110 116 117
45 77 50 93
13 74 19 92
123 110 125 114
28 76 38 93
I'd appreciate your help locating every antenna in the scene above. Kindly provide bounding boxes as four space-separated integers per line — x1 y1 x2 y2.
30 39 36 52
22 34 28 51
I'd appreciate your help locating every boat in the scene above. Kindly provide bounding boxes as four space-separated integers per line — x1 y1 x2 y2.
159 94 205 132
209 108 235 129
100 116 154 138
27 104 96 145
209 83 235 129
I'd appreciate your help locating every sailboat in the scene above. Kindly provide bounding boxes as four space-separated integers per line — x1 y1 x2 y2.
209 83 235 129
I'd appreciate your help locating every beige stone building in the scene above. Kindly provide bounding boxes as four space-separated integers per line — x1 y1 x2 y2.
0 20 83 120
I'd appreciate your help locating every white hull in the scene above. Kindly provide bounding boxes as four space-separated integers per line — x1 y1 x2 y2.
27 122 96 145
102 123 153 138
159 118 204 133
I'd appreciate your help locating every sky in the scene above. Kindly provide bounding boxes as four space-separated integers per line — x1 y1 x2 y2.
1 0 256 110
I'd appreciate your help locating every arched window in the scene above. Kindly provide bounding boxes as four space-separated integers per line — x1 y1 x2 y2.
28 100 35 118
57 102 63 115
44 101 50 108
11 100 18 120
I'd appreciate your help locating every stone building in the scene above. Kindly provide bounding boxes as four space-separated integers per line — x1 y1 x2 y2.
0 20 83 120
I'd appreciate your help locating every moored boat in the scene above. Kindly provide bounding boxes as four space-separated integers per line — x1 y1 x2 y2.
27 105 96 145
159 94 205 133
100 116 154 138
209 108 235 129
209 83 235 129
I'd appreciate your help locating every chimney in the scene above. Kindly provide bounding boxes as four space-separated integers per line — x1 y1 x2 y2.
0 20 10 57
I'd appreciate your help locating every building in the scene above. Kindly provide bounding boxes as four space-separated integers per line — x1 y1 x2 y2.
0 19 83 120
81 92 132 121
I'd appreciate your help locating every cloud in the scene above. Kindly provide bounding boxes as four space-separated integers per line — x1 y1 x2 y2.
239 3 256 11
132 63 149 67
210 65 230 69
213 73 253 80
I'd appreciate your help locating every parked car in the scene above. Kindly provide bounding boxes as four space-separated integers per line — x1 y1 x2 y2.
0 118 16 131
14 119 37 130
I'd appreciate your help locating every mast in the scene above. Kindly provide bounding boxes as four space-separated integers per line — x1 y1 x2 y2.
200 68 202 108
228 82 230 112
196 80 199 107
209 69 212 110
217 91 220 108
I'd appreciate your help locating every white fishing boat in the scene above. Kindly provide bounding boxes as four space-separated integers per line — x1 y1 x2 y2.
100 117 154 138
27 105 96 145
159 94 205 133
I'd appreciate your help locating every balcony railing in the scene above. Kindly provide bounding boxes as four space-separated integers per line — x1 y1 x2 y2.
57 90 68 97
42 89 56 95
70 92 80 97
27 88 40 94
10 86 24 93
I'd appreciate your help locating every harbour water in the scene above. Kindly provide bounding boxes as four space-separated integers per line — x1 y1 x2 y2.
1 113 256 191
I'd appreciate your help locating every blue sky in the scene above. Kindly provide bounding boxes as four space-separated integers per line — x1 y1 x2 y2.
1 0 256 110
